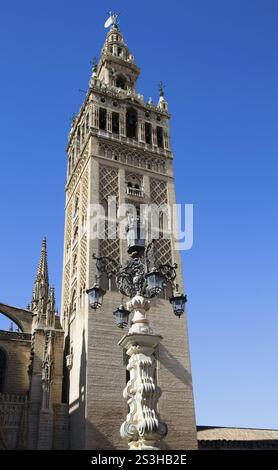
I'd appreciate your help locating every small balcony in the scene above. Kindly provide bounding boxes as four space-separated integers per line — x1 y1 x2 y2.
126 187 144 198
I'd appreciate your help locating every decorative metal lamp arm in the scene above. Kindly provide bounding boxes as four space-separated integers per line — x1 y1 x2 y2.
92 253 120 290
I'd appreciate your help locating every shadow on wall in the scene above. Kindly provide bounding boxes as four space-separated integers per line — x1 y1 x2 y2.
68 329 118 449
68 329 86 449
85 421 116 450
158 343 193 388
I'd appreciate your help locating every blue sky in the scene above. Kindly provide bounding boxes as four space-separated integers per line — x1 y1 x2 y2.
0 0 277 428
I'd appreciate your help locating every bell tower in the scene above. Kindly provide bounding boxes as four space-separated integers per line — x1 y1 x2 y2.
61 18 197 450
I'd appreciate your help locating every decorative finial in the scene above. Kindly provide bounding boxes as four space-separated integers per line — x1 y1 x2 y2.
90 56 98 74
159 81 165 97
104 11 120 29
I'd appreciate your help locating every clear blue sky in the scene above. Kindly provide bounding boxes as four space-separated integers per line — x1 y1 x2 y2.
0 0 277 429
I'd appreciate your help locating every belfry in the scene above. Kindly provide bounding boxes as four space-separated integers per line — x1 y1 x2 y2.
61 17 197 449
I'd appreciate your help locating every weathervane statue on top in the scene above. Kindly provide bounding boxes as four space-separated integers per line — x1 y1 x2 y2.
104 11 120 29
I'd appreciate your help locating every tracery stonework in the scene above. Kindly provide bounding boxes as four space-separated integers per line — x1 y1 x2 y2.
98 141 167 174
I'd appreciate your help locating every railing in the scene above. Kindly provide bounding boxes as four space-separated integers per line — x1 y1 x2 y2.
126 187 145 198
0 331 31 341
0 393 27 404
96 128 169 154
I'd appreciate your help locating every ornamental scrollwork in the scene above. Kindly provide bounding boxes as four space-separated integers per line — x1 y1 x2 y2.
93 240 178 298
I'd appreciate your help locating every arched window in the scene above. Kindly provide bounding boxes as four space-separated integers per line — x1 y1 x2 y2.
99 108 107 130
126 174 141 190
126 108 138 139
71 291 77 318
116 74 127 90
145 122 152 144
79 287 83 308
0 349 7 393
112 112 119 134
157 126 164 148
73 226 79 245
74 196 79 218
81 214 87 233
72 254 77 278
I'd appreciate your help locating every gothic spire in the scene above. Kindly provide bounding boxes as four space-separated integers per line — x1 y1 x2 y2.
37 237 48 282
31 237 49 315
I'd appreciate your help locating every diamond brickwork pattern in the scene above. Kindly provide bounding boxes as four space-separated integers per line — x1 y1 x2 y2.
99 141 166 174
80 167 89 289
99 165 120 264
150 177 172 265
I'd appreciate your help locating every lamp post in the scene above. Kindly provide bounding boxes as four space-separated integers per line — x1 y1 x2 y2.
87 220 187 449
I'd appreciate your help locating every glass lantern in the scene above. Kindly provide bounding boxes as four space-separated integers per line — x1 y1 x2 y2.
145 269 165 297
126 217 145 256
113 304 130 328
169 291 187 317
86 284 106 310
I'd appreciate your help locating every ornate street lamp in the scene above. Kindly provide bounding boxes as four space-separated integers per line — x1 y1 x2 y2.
87 227 188 450
86 280 106 310
113 304 130 328
88 240 186 320
169 285 187 318
145 268 165 297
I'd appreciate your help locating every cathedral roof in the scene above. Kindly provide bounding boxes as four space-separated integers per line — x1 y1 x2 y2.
197 425 278 440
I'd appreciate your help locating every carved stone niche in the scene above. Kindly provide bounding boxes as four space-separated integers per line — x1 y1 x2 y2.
118 332 167 450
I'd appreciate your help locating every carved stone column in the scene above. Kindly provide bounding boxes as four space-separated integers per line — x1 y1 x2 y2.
107 110 112 133
118 295 167 450
152 127 157 147
119 112 126 137
138 120 145 143
92 105 99 129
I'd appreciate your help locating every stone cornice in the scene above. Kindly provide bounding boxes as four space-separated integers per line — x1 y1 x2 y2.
95 131 173 160
95 154 174 180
